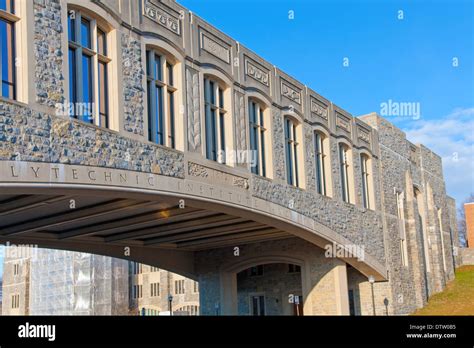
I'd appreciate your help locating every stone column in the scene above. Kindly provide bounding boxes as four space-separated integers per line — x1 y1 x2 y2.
302 257 350 315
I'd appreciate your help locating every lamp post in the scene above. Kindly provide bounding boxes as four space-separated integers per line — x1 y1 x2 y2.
168 294 173 316
368 275 376 316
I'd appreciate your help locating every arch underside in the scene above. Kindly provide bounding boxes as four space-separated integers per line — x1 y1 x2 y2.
0 183 386 281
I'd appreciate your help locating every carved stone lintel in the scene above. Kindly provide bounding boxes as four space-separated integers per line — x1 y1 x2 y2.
281 80 301 105
310 98 328 120
188 162 249 189
336 113 351 133
200 32 230 64
358 128 370 143
143 0 181 36
246 59 269 87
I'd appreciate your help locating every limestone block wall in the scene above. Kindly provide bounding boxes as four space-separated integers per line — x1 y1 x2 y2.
236 263 302 315
196 238 352 315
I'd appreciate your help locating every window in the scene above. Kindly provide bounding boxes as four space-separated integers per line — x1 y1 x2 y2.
193 281 198 293
360 154 371 209
174 280 185 295
339 144 351 203
250 295 265 316
150 266 159 272
284 117 300 187
204 77 227 163
146 49 176 147
288 264 301 273
249 265 264 277
249 100 267 176
68 9 111 126
11 294 19 309
132 285 142 299
314 132 328 195
150 282 160 297
396 191 408 267
0 0 16 100
13 263 19 275
132 262 143 275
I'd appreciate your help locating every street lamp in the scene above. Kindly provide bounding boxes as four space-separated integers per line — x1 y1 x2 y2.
368 275 376 316
168 294 173 316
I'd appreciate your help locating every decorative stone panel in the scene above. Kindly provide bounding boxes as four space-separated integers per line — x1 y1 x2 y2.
233 91 247 167
186 67 201 153
143 0 181 36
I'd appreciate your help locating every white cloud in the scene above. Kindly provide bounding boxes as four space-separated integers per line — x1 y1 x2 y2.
404 107 474 206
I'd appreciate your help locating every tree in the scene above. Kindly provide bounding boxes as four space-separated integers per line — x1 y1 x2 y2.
458 193 474 247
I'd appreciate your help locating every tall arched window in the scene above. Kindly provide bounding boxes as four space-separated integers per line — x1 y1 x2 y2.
0 0 16 100
284 117 300 187
204 77 227 163
360 154 372 209
146 48 176 148
314 131 328 195
249 99 266 176
68 9 111 127
339 143 352 203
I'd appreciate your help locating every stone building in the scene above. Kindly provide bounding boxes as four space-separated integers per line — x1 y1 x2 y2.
129 262 199 315
0 0 460 315
1 246 31 315
2 247 130 315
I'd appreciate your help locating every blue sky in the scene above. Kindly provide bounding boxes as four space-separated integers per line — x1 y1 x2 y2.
180 0 474 206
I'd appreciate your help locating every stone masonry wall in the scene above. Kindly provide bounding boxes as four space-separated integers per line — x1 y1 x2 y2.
0 101 184 177
122 33 145 136
34 0 65 108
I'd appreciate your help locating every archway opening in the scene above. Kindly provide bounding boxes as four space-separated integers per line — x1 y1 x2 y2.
236 263 303 316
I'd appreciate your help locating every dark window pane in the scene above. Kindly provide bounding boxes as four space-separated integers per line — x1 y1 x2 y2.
68 48 76 106
219 112 225 163
167 63 173 86
81 54 93 123
68 13 76 42
97 28 106 55
0 0 13 13
168 91 175 148
218 88 224 108
154 54 162 81
80 18 91 49
209 81 215 105
0 18 15 99
98 61 108 127
154 86 164 144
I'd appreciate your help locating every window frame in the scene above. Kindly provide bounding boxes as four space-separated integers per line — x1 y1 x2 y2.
204 76 227 163
67 8 112 127
146 48 177 148
284 117 301 187
249 99 267 176
339 143 353 203
314 131 328 196
360 154 371 209
0 1 18 100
